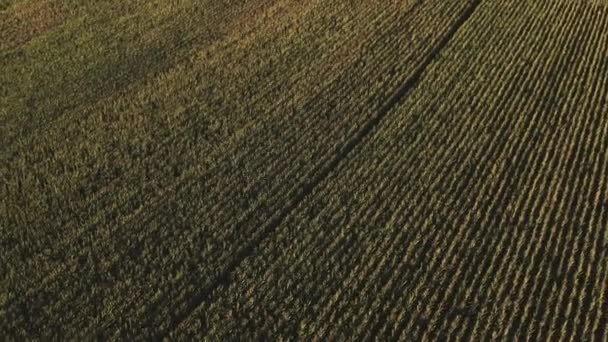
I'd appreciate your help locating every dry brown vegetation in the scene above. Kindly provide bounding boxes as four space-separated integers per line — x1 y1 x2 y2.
0 0 68 51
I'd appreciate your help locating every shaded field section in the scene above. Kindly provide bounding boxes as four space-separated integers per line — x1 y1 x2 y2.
2 0 608 340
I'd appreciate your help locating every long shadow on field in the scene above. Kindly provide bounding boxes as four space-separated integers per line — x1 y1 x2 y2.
163 0 484 337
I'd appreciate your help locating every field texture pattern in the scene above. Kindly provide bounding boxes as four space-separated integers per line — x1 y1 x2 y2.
1 0 608 340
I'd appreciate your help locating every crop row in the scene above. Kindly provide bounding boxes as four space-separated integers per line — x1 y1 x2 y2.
2 0 471 338
171 0 608 340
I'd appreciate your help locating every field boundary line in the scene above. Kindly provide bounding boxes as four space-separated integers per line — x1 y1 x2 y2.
162 0 483 337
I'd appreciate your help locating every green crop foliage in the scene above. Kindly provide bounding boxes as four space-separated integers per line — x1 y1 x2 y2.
2 0 607 340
